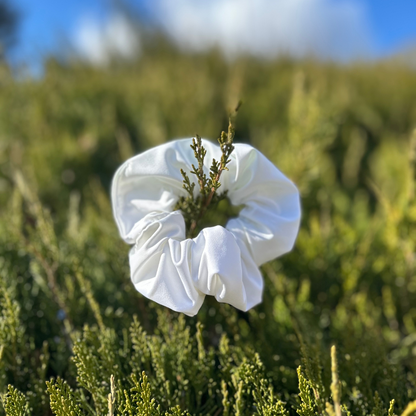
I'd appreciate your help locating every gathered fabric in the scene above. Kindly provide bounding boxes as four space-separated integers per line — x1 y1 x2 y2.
111 139 301 316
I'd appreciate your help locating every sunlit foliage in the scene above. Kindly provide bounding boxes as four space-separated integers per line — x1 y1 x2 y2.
0 45 416 414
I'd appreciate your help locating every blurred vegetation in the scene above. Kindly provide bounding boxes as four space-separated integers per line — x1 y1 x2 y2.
0 41 416 415
0 0 18 57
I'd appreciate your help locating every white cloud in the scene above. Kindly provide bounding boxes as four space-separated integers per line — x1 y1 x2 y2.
150 0 373 61
73 14 140 65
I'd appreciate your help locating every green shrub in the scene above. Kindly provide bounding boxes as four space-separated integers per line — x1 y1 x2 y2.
0 45 416 415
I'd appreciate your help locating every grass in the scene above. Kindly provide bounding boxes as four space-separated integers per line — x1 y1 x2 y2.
0 44 415 415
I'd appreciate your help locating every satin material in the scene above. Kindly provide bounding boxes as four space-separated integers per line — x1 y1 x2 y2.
112 139 301 316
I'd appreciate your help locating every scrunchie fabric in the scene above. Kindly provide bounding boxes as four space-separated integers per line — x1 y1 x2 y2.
111 139 301 316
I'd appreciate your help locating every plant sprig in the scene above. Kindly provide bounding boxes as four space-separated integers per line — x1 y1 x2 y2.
175 102 242 238
190 135 209 196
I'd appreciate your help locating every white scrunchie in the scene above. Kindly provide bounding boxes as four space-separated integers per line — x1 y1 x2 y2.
111 139 301 316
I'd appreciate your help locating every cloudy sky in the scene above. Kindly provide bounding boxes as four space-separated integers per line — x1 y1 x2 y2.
8 0 416 68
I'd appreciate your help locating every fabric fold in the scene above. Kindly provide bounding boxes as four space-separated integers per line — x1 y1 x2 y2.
112 138 301 316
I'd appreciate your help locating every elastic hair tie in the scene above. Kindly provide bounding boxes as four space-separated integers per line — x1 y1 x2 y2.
111 138 301 316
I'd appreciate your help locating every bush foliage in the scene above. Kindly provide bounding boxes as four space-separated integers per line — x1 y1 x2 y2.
0 45 416 415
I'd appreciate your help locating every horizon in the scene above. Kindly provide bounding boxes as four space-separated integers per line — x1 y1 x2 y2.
7 0 416 73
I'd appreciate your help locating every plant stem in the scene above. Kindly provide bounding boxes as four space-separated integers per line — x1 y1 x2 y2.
188 168 225 237
186 101 242 238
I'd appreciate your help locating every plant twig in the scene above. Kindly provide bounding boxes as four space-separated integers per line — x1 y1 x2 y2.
188 102 242 237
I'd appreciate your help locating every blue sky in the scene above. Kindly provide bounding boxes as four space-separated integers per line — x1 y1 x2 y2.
368 0 416 54
8 0 416 67
9 0 108 64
